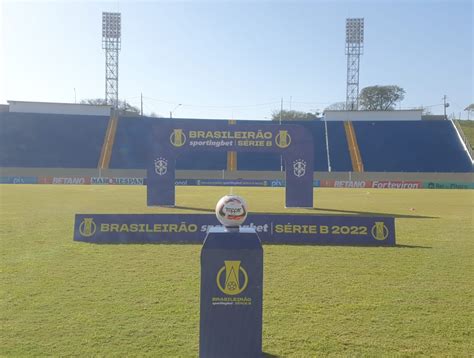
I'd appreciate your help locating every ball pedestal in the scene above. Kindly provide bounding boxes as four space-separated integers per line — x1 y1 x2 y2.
199 227 263 358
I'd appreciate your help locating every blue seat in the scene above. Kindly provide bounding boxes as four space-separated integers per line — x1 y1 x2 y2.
326 121 352 171
352 120 472 172
109 117 149 169
0 112 108 168
110 117 227 170
236 120 333 171
2 112 470 173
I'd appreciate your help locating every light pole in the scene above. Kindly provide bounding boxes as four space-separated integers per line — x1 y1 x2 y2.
102 12 121 109
443 95 449 119
170 104 182 118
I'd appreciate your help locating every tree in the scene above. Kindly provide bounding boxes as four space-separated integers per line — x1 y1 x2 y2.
324 102 347 111
271 109 318 121
80 98 140 114
465 104 474 120
359 85 405 110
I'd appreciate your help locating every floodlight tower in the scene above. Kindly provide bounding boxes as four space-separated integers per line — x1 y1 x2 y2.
102 12 121 109
345 18 364 111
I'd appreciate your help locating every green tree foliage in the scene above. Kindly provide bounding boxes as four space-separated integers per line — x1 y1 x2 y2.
464 103 474 112
271 109 318 121
359 85 405 110
324 102 347 111
80 98 140 113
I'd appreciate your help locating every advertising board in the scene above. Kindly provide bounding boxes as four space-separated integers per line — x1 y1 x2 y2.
423 181 473 189
0 176 38 184
38 176 91 184
91 177 144 185
74 213 396 246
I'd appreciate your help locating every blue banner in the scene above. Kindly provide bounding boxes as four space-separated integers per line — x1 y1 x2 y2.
74 214 395 246
195 179 269 187
147 122 315 207
423 181 474 189
0 176 38 184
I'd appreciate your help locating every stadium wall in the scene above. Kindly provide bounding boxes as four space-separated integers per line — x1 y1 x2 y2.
0 168 472 183
324 110 422 121
8 101 112 116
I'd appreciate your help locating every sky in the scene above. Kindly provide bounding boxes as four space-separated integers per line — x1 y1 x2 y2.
0 0 472 120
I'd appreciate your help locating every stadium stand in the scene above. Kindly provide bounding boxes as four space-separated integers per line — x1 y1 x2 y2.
235 120 281 171
0 112 108 168
311 122 331 172
237 152 281 171
343 121 364 172
109 117 149 169
291 121 329 172
1 112 471 173
110 117 227 170
236 120 335 171
325 121 353 172
353 120 473 172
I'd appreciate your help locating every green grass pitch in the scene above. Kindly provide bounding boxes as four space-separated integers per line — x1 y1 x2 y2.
1 185 472 356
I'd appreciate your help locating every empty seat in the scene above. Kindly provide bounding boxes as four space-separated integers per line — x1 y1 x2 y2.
353 120 472 172
0 112 108 168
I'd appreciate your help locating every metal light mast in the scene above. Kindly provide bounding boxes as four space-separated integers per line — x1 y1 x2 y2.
102 12 121 109
345 18 364 111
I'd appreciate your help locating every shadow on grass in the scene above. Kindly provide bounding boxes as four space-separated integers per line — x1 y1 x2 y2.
260 242 430 248
87 241 430 249
304 207 438 219
172 205 214 213
396 244 432 249
158 205 437 219
262 353 280 358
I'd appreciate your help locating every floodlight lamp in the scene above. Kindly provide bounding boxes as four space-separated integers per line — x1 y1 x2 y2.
345 18 364 44
102 12 121 39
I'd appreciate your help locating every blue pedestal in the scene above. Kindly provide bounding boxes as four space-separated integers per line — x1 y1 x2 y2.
199 227 263 358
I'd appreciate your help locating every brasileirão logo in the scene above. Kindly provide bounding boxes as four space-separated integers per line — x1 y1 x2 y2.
371 221 389 240
216 260 249 295
170 129 186 147
79 218 97 237
275 130 291 148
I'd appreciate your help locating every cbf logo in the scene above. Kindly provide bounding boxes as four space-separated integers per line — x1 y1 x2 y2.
79 218 96 237
154 157 168 176
216 261 248 295
170 129 186 147
371 221 389 241
275 130 291 148
293 159 306 177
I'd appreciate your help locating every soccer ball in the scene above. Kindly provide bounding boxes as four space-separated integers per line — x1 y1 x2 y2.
215 195 248 227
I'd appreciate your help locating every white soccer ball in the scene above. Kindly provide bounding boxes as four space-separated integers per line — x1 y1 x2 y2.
215 195 248 227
